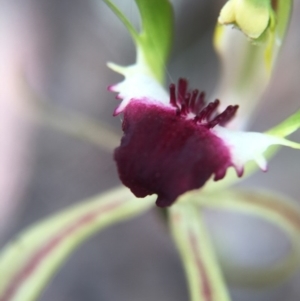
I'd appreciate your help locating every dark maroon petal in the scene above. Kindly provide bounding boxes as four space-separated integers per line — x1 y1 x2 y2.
114 101 233 207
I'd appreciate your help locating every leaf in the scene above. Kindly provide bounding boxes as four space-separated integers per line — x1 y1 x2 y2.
191 188 300 287
0 187 154 301
104 0 173 83
169 203 231 301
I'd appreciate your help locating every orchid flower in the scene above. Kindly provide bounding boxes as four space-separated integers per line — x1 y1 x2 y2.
107 0 299 208
1 1 300 301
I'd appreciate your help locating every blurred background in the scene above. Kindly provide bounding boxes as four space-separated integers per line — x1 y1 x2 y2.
1 0 300 300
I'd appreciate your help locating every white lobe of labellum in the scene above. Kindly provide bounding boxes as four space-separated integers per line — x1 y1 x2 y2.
212 125 291 174
108 63 169 115
107 54 169 115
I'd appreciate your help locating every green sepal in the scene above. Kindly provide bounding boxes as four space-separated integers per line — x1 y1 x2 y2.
0 187 154 301
267 109 300 138
169 203 231 301
182 188 300 288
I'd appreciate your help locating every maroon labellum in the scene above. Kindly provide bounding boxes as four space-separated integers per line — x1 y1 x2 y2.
114 79 239 207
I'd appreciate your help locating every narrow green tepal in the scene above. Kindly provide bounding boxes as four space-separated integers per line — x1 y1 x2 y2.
272 0 293 42
194 188 300 288
169 203 231 301
267 109 300 138
0 187 154 301
104 0 173 83
264 0 293 72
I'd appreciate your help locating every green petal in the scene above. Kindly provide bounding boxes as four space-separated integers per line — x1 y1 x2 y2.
169 203 231 301
0 187 154 301
192 189 300 287
262 108 300 153
104 0 173 83
267 109 300 138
